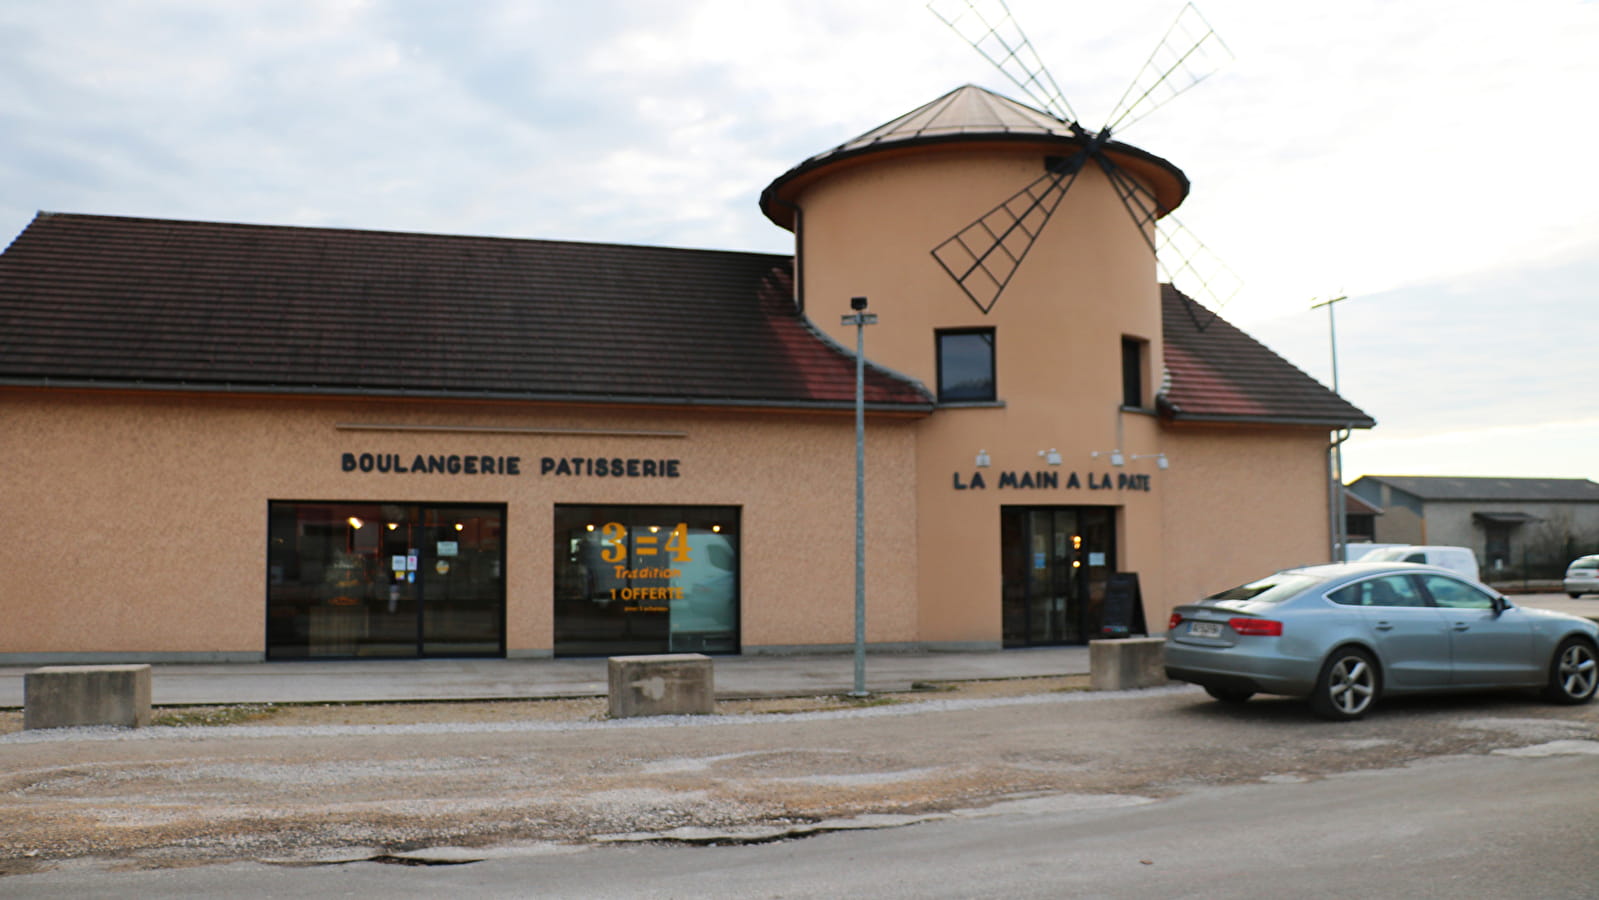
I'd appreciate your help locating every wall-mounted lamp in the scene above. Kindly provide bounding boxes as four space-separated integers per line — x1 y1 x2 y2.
1129 453 1171 470
347 516 365 530
1038 448 1062 466
975 449 991 468
1091 450 1125 467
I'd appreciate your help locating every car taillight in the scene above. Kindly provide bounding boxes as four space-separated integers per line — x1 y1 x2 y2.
1168 612 1184 630
1228 617 1283 637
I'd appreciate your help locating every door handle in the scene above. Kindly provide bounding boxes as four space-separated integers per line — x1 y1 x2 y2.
1374 622 1393 631
1453 623 1470 632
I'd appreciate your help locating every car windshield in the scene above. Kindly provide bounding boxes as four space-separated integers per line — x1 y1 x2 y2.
1205 574 1321 604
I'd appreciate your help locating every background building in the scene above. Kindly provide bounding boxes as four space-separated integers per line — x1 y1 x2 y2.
1348 475 1599 578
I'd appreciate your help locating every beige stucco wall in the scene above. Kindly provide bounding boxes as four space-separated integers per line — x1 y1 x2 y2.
1155 425 1336 622
0 389 920 659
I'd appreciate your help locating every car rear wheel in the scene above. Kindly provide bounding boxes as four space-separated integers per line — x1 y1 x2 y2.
1570 593 1583 599
1204 685 1254 704
1309 647 1378 721
1543 638 1598 705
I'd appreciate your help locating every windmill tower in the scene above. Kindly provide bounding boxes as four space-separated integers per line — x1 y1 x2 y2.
757 2 1234 645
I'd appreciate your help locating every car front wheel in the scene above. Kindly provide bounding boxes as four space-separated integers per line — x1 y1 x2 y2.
1543 638 1598 705
1309 647 1378 721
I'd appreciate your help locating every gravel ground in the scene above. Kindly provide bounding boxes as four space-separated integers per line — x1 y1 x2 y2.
4 676 1597 877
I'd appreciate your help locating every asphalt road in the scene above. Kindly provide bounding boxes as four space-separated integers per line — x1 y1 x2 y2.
22 752 1586 899
5 677 1598 896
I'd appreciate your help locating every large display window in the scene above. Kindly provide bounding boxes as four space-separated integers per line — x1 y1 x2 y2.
554 505 739 657
267 501 505 659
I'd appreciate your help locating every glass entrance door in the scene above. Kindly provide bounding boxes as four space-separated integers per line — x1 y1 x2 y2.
267 501 505 659
1001 506 1116 647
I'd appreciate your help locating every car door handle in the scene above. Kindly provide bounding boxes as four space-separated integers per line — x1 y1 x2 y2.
1374 622 1394 631
1453 623 1470 631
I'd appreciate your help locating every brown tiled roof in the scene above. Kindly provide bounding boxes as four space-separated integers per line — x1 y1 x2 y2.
0 212 933 410
1159 285 1375 428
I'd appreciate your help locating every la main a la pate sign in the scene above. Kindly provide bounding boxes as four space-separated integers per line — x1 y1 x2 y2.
952 469 1153 492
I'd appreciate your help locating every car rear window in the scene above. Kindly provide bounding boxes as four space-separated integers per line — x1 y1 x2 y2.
1206 574 1320 605
1572 558 1599 571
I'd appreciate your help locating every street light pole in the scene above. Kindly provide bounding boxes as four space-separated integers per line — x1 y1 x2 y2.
1312 295 1349 562
842 296 877 698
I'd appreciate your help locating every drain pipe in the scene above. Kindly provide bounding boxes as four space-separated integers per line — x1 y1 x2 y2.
1327 426 1351 562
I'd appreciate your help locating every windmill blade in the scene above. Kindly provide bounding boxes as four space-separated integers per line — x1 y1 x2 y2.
1154 214 1242 331
1103 2 1233 135
926 0 1079 126
932 160 1086 314
1097 159 1240 330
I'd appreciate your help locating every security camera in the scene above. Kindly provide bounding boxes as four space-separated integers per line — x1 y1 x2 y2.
850 296 869 311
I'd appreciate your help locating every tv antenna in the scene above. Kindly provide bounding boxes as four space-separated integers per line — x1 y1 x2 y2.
927 0 1240 327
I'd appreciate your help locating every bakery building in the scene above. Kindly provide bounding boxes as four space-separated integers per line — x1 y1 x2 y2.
0 85 1372 663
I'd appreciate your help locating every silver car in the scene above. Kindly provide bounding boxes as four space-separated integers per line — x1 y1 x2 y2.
1565 555 1599 598
1164 562 1599 720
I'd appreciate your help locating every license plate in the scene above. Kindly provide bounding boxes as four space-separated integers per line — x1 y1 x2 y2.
1189 621 1222 638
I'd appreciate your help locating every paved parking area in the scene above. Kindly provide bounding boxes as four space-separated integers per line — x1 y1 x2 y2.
2 593 1589 709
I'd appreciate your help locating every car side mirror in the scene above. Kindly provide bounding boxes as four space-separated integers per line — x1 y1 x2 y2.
1490 595 1507 616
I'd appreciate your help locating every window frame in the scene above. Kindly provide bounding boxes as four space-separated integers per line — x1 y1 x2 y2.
1121 335 1149 409
935 327 997 404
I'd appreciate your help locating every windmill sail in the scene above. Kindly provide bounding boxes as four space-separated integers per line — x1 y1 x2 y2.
1104 2 1233 134
932 162 1086 314
927 0 1078 126
927 0 1236 320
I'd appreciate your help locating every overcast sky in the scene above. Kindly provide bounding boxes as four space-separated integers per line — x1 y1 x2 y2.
3 0 1595 482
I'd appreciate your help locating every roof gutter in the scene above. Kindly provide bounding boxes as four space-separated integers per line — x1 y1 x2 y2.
1163 411 1377 429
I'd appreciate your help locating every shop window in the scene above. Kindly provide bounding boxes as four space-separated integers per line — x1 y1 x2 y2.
266 502 505 659
553 505 739 657
1121 336 1148 409
937 328 996 403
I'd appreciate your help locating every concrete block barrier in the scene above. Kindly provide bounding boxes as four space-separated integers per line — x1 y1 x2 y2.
607 653 714 718
1088 638 1168 691
24 664 153 729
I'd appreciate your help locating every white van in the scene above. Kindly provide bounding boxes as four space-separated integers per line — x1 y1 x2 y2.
1361 545 1481 582
1347 543 1409 561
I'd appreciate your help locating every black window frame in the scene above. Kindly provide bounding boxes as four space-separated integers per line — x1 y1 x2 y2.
1121 336 1148 409
936 328 997 404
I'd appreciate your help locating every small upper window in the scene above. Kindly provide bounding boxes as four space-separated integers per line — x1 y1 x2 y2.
937 329 995 403
1121 336 1148 408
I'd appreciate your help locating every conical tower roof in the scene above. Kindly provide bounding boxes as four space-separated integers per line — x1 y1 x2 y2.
760 84 1188 230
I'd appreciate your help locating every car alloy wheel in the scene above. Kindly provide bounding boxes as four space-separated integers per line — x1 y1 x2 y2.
1310 648 1377 720
1544 638 1598 705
